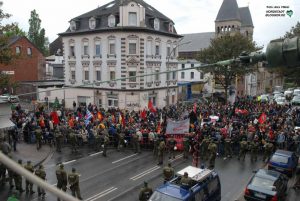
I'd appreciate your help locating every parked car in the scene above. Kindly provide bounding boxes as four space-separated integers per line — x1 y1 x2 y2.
268 150 299 177
0 94 19 103
291 96 300 106
275 97 288 105
293 89 300 97
284 89 293 99
8 95 19 103
244 169 288 201
273 93 284 100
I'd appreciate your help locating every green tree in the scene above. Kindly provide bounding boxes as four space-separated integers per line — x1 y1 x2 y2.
28 9 49 55
284 21 300 38
0 1 13 64
197 33 261 100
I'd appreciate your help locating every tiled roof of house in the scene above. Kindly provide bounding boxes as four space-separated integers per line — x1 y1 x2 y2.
178 32 215 52
239 7 253 27
215 0 240 22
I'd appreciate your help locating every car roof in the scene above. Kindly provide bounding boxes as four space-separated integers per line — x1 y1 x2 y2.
156 183 189 199
256 169 281 181
274 149 293 157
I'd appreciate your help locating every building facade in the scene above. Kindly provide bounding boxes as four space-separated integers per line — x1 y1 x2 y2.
0 36 45 95
58 0 181 109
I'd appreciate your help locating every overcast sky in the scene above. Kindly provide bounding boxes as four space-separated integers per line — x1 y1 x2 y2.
2 0 299 48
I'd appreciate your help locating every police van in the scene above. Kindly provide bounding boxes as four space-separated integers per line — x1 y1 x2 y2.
149 166 221 201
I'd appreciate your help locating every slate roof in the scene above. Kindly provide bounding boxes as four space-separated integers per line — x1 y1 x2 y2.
178 32 215 52
60 0 180 38
215 0 240 22
239 7 253 27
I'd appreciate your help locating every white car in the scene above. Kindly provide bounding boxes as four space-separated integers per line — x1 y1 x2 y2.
0 94 19 103
273 93 284 100
293 89 300 97
0 95 9 103
275 97 288 105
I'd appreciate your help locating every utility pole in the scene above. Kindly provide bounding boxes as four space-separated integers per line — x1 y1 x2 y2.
166 40 191 106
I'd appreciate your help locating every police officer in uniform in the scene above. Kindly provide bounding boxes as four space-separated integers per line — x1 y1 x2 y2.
238 138 248 161
35 164 46 199
68 168 82 200
168 135 177 159
69 129 78 153
35 126 43 150
200 135 209 161
163 162 174 183
224 135 233 159
180 172 191 189
157 138 166 165
14 159 24 193
250 136 260 162
132 131 141 154
56 164 68 201
153 133 159 157
139 181 153 201
263 140 274 162
183 134 190 159
208 139 217 169
24 160 35 194
55 127 63 152
117 131 125 152
103 134 109 157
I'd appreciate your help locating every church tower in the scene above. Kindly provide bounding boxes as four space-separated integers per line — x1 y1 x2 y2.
215 0 254 39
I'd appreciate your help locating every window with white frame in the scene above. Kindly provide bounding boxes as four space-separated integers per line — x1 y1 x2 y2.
108 98 118 107
200 72 204 80
94 39 101 56
155 70 159 81
82 39 89 56
16 46 21 54
98 99 102 108
96 70 101 81
89 17 96 29
169 23 174 32
70 20 76 31
129 71 136 82
172 71 176 80
71 70 76 80
128 39 137 55
172 45 177 57
181 72 185 79
128 12 137 26
191 72 194 79
155 43 160 56
84 70 89 81
108 39 116 55
110 71 116 80
167 45 171 57
70 46 75 57
166 68 170 81
154 18 160 30
27 47 32 56
108 15 116 27
146 40 152 55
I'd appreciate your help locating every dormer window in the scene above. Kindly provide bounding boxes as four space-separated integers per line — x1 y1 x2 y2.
108 15 116 27
128 12 137 26
70 20 76 32
169 23 174 33
89 17 96 29
154 18 160 30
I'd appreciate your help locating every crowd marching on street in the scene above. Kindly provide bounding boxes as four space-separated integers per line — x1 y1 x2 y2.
1 96 300 200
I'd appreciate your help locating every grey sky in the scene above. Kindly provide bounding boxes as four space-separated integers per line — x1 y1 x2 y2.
2 0 299 48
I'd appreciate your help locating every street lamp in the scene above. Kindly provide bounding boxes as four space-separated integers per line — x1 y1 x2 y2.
166 40 191 106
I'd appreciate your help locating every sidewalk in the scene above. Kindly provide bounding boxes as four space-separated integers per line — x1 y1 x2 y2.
12 142 53 167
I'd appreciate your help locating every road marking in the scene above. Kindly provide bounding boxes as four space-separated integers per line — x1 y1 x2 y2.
63 160 76 165
90 151 103 157
169 154 183 162
130 166 160 181
112 153 138 164
85 187 118 201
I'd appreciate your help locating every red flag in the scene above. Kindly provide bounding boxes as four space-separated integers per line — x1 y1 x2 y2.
193 102 197 113
258 113 267 124
140 109 147 120
50 111 59 125
148 100 156 113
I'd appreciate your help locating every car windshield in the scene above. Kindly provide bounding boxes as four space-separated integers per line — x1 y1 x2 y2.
251 176 275 191
271 155 289 164
149 191 182 201
293 96 300 100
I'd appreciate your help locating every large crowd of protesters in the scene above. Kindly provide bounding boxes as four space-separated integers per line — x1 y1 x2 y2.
5 96 300 160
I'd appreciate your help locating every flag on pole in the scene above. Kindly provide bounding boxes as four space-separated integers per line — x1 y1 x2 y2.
258 112 267 124
148 100 156 113
140 109 147 120
85 109 93 126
